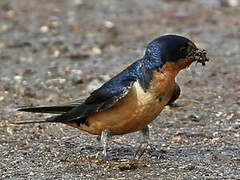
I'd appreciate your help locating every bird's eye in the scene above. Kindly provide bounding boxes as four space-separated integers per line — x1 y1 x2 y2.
179 46 187 52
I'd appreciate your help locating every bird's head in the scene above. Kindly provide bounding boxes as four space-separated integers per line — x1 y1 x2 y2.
145 35 209 73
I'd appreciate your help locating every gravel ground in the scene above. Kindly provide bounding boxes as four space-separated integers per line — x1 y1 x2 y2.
0 0 239 179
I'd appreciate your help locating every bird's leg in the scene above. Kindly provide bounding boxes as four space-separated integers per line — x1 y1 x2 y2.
100 129 111 157
141 125 150 142
131 126 150 163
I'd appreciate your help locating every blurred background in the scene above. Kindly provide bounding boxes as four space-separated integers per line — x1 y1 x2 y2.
0 0 239 179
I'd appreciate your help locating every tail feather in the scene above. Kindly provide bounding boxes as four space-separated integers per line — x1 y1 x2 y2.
18 105 74 114
11 114 63 125
10 113 62 124
15 107 69 125
12 115 86 125
17 99 85 114
15 99 86 125
13 120 54 125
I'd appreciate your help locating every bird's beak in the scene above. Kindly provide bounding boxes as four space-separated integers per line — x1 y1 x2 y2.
187 48 209 66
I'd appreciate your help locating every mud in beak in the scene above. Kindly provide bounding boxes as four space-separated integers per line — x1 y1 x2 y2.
188 48 209 66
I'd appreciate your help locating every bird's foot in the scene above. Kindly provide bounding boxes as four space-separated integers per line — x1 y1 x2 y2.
130 141 149 165
129 125 150 164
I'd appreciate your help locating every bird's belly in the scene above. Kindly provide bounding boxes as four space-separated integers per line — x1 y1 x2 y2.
110 96 165 135
80 82 171 135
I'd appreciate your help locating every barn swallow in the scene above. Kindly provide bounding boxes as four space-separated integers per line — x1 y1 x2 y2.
16 35 209 159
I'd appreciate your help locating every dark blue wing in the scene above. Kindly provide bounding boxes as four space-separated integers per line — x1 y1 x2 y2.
48 66 137 122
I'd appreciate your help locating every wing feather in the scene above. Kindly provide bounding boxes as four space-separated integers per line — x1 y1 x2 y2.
48 73 137 122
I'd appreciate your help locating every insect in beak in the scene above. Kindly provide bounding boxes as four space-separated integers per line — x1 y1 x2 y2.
187 48 209 66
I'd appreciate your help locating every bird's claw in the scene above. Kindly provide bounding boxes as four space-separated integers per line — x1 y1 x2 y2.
131 141 149 164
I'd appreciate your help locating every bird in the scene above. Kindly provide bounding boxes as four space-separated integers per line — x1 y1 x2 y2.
15 34 209 159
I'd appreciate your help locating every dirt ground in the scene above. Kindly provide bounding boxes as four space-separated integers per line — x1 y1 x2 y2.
0 0 239 179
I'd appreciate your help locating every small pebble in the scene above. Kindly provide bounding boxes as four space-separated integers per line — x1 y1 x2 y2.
172 136 182 143
104 21 115 28
91 47 102 55
213 153 228 161
0 96 4 101
40 26 49 33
